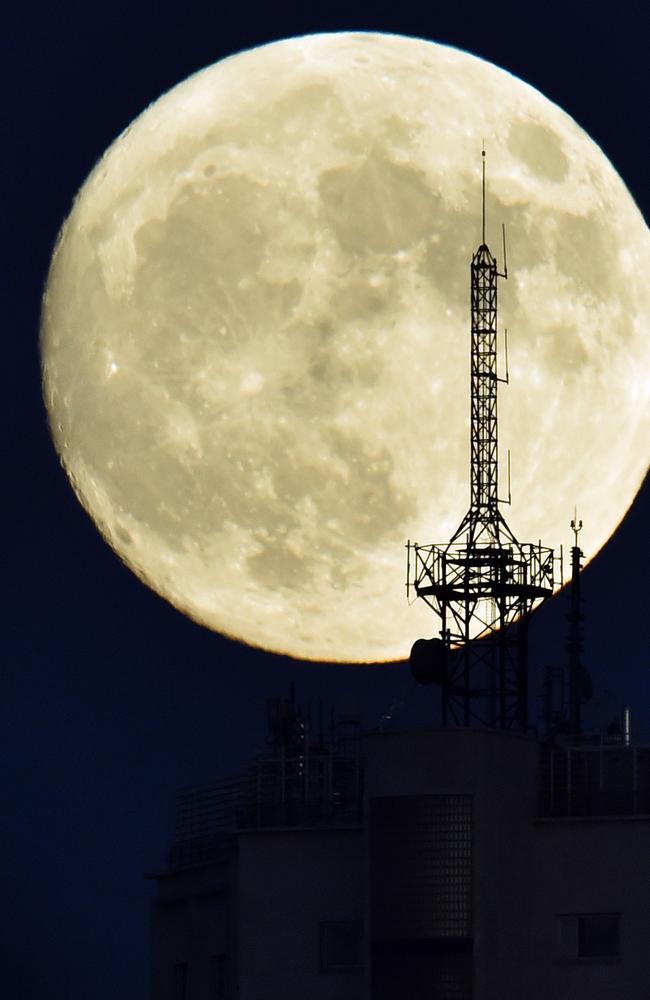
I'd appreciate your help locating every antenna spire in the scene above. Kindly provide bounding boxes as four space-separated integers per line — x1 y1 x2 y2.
567 513 586 738
570 506 583 548
481 146 486 244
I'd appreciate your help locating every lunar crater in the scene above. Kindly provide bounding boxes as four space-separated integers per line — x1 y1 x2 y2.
318 151 435 255
507 120 569 182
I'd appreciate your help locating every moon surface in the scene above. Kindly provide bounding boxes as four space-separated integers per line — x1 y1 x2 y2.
41 33 650 662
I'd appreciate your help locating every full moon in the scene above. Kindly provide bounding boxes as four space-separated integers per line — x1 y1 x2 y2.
41 33 650 662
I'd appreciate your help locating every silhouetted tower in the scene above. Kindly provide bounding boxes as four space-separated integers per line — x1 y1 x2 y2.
407 152 554 731
567 513 585 738
539 516 592 740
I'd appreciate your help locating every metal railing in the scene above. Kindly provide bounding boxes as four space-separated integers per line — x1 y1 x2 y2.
539 743 650 818
168 749 362 870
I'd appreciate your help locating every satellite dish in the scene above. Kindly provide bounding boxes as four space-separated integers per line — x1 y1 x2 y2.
409 637 446 686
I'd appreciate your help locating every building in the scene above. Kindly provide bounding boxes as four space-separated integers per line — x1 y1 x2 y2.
149 690 650 1000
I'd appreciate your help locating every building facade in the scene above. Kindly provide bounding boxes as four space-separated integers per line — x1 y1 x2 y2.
150 702 650 1000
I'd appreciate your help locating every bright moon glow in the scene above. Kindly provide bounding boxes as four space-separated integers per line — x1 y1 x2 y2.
41 33 650 662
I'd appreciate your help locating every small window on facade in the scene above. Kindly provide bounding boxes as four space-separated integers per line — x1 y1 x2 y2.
578 913 620 958
320 920 362 972
173 961 188 1000
557 913 620 960
211 953 226 999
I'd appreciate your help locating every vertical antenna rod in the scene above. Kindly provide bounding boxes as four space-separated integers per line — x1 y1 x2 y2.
481 146 486 245
568 511 584 738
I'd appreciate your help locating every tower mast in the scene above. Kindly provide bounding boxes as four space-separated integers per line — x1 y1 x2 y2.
567 512 585 738
407 154 554 731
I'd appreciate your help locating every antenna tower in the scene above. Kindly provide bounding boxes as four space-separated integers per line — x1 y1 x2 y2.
407 152 554 731
567 512 585 738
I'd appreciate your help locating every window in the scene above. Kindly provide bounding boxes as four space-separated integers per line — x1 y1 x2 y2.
320 920 363 972
211 953 226 999
173 961 188 1000
557 913 620 960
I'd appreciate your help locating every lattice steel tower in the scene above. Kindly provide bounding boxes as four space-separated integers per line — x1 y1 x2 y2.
407 152 555 731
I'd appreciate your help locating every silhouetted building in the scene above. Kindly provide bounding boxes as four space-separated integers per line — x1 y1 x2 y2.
149 692 650 1000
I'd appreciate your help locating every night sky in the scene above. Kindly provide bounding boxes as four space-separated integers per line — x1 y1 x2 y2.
5 4 649 998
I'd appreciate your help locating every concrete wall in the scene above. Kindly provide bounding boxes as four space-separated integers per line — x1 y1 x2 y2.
237 827 366 1000
527 818 650 1000
151 862 233 1000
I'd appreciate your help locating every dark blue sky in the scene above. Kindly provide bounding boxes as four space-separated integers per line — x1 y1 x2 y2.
5 3 649 998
